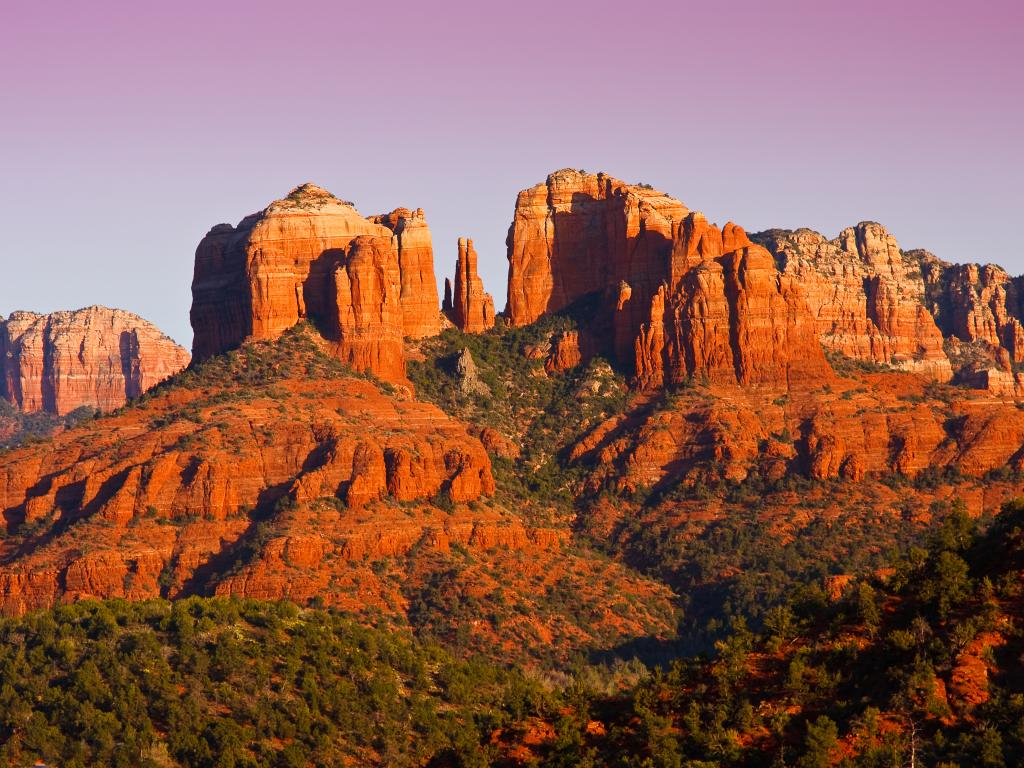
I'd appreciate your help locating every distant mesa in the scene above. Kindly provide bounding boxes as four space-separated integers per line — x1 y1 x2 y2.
0 306 189 416
190 183 442 383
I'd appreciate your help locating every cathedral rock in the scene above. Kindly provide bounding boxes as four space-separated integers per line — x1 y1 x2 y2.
190 184 442 382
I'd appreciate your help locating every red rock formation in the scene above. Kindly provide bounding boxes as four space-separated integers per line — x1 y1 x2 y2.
754 224 952 381
505 171 831 390
371 207 442 338
0 334 496 615
918 256 1024 364
0 307 189 415
447 238 495 333
544 330 586 374
190 184 441 382
635 233 831 390
572 371 1024 493
505 169 688 329
333 235 406 382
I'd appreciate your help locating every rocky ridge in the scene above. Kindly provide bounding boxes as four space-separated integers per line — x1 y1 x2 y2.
3 168 1024 667
752 224 952 381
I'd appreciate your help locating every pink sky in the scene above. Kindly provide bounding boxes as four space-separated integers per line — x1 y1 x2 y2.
2 0 1022 345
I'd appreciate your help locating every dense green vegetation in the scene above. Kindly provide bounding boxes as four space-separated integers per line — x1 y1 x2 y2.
566 498 1024 767
409 311 627 523
0 401 97 450
0 598 549 768
3 500 1021 767
601 490 968 650
137 322 397 401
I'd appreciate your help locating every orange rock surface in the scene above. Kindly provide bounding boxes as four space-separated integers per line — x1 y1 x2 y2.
190 184 441 382
446 238 495 333
505 169 688 328
754 224 952 380
0 333 494 615
920 256 1024 364
0 330 679 659
505 171 831 389
544 330 586 374
333 235 407 382
572 370 1024 493
0 307 189 415
371 207 442 338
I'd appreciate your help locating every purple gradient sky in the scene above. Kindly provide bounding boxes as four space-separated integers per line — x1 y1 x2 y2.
2 0 1022 347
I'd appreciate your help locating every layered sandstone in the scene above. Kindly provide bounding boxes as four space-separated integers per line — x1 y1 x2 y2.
0 333 495 615
333 236 406 381
0 330 680 661
445 238 494 333
190 184 441 382
753 224 953 381
0 307 189 415
505 171 832 389
918 254 1024 365
573 372 1024 494
371 207 442 338
506 169 688 329
633 221 831 389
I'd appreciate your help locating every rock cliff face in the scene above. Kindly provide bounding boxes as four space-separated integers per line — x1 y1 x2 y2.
0 307 189 415
505 170 831 389
370 207 442 338
572 371 1024 494
333 235 407 382
506 169 688 331
753 223 953 381
918 255 1024 365
444 238 494 333
190 184 441 382
0 329 679 660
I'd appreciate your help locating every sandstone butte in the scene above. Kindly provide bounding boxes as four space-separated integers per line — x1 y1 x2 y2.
0 347 480 615
442 237 495 333
4 169 1024 641
505 169 832 389
190 183 441 383
755 227 1024 394
0 306 189 416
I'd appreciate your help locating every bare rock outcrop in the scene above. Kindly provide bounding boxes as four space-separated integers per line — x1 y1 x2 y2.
918 255 1024 365
0 307 189 415
445 238 494 333
0 339 495 616
190 184 441 382
505 170 832 390
753 223 953 381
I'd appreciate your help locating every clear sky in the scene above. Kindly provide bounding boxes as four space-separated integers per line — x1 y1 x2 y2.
2 0 1022 348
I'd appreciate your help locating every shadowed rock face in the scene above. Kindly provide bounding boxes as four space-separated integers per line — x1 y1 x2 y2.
755 225 1024 391
918 255 1024 363
0 307 189 415
505 170 832 389
505 169 688 331
190 184 441 383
